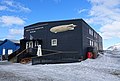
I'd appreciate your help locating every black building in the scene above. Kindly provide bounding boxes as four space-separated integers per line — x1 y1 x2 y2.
9 19 103 64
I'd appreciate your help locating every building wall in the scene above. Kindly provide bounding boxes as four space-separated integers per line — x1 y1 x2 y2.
82 20 103 56
24 19 83 55
24 19 103 58
82 21 91 57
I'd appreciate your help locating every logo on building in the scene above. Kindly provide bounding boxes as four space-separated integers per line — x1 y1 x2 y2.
50 24 76 33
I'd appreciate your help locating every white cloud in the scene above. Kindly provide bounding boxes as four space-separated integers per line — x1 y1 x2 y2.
9 28 23 35
78 9 87 14
0 0 31 12
86 0 120 39
0 5 8 10
100 21 120 39
0 16 25 26
4 28 24 40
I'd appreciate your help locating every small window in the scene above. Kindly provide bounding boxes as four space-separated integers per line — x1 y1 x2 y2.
51 39 57 46
89 40 92 46
2 49 5 55
91 41 94 46
89 29 93 36
8 49 13 55
94 33 97 38
89 40 94 46
29 41 33 48
26 42 29 49
35 41 39 47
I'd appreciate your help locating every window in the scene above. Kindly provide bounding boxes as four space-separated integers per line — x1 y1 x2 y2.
51 39 57 46
91 41 94 46
89 29 93 36
89 40 94 46
26 42 29 49
94 42 98 50
29 41 33 48
2 49 5 55
94 33 97 38
89 40 92 46
35 41 39 47
8 49 13 55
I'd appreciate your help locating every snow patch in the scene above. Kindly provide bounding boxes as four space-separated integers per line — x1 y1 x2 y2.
0 52 120 81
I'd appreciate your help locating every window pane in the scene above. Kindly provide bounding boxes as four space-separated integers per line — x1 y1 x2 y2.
51 39 57 46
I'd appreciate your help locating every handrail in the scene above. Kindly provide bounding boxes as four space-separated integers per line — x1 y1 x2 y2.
32 51 78 58
16 48 28 57
32 47 78 53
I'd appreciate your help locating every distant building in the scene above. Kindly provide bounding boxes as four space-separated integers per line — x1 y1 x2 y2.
0 39 20 60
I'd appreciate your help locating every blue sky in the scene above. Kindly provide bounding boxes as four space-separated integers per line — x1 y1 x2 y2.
0 0 120 49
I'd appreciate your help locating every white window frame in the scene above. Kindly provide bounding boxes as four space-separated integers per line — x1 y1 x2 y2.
89 29 93 36
2 48 5 55
29 41 33 48
35 41 39 47
92 41 94 46
51 39 57 46
89 40 94 46
8 49 13 55
26 42 29 49
94 33 97 38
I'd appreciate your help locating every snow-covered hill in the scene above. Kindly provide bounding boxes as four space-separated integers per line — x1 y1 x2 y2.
107 43 120 51
106 43 120 56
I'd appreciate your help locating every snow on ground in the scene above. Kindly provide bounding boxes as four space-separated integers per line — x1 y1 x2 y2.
0 52 120 81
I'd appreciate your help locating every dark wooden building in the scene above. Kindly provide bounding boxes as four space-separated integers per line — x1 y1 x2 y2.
9 19 103 64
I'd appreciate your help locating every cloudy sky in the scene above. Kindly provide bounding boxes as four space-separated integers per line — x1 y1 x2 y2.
0 0 120 49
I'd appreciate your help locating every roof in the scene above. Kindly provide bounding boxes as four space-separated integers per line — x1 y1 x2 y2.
9 40 20 44
0 40 3 44
24 18 83 28
0 39 20 46
24 18 102 37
